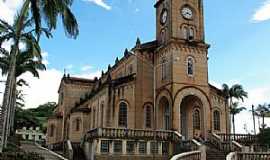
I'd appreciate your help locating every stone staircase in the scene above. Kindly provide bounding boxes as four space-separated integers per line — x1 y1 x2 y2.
71 142 86 160
205 142 227 160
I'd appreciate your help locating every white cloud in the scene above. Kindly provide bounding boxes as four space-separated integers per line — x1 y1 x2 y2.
0 0 23 24
0 68 101 109
81 65 93 71
41 51 49 66
66 64 73 70
84 0 111 10
252 0 270 22
210 80 270 133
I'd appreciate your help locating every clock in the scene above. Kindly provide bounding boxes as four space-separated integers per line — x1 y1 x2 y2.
181 7 193 20
160 9 168 25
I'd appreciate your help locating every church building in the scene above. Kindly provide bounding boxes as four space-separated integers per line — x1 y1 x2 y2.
47 0 229 159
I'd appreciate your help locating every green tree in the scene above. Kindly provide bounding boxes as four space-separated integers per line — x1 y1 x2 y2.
29 102 57 118
222 84 248 134
255 104 270 131
27 0 79 39
258 127 270 147
230 102 246 135
0 0 78 151
0 2 51 150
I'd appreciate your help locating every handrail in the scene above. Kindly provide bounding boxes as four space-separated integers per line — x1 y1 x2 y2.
232 141 243 152
226 152 237 160
217 133 257 144
171 151 201 160
192 139 202 147
85 127 182 142
67 140 73 160
227 152 270 160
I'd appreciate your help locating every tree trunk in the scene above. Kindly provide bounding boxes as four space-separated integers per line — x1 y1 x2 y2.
0 46 17 152
252 105 256 135
262 114 265 132
7 86 16 136
225 98 229 135
232 114 235 137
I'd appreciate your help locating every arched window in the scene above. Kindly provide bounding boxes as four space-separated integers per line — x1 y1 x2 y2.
161 57 167 80
118 102 128 127
50 125 55 137
213 110 221 131
93 108 96 128
187 57 194 76
145 105 152 128
101 103 104 127
160 29 166 44
183 26 189 39
165 106 170 130
75 118 81 131
193 109 200 130
189 28 195 40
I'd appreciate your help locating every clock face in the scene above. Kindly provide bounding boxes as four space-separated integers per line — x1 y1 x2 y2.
181 7 193 20
160 9 168 25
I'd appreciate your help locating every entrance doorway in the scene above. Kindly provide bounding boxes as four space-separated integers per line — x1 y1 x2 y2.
180 95 203 140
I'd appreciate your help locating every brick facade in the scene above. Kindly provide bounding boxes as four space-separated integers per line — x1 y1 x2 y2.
47 0 230 159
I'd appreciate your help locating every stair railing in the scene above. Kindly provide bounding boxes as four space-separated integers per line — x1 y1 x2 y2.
226 152 237 160
232 141 243 152
170 151 201 160
208 132 222 150
66 140 73 160
226 152 270 160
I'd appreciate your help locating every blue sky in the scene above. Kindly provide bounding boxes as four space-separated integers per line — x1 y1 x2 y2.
40 0 270 88
0 0 270 133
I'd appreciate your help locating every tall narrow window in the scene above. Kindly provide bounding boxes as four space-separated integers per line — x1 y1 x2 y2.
161 57 167 80
165 106 170 130
183 26 189 39
189 28 195 40
101 103 104 127
118 102 128 127
93 109 96 128
187 57 194 76
193 109 200 130
75 118 81 131
145 105 152 128
214 110 221 131
50 125 55 137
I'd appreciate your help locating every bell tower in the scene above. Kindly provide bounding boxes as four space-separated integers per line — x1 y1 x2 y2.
155 0 205 44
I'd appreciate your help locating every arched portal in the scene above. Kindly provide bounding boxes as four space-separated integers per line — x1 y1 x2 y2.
180 95 203 140
157 97 171 130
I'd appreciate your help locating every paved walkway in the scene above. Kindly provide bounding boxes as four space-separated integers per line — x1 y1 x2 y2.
20 141 65 160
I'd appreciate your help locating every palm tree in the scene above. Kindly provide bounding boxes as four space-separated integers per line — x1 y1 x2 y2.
222 84 248 134
255 104 270 131
0 47 46 134
28 0 79 39
0 3 50 151
231 102 246 135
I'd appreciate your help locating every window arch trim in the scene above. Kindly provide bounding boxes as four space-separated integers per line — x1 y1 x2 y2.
187 56 195 76
118 101 128 127
193 108 201 130
213 110 221 131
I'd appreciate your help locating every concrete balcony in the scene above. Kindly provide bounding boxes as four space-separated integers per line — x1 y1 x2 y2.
84 127 182 142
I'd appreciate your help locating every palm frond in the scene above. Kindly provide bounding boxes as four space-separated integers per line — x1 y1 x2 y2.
30 0 42 38
41 0 58 30
61 6 79 38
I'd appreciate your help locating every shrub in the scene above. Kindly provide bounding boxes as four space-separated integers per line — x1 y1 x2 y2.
258 127 270 145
